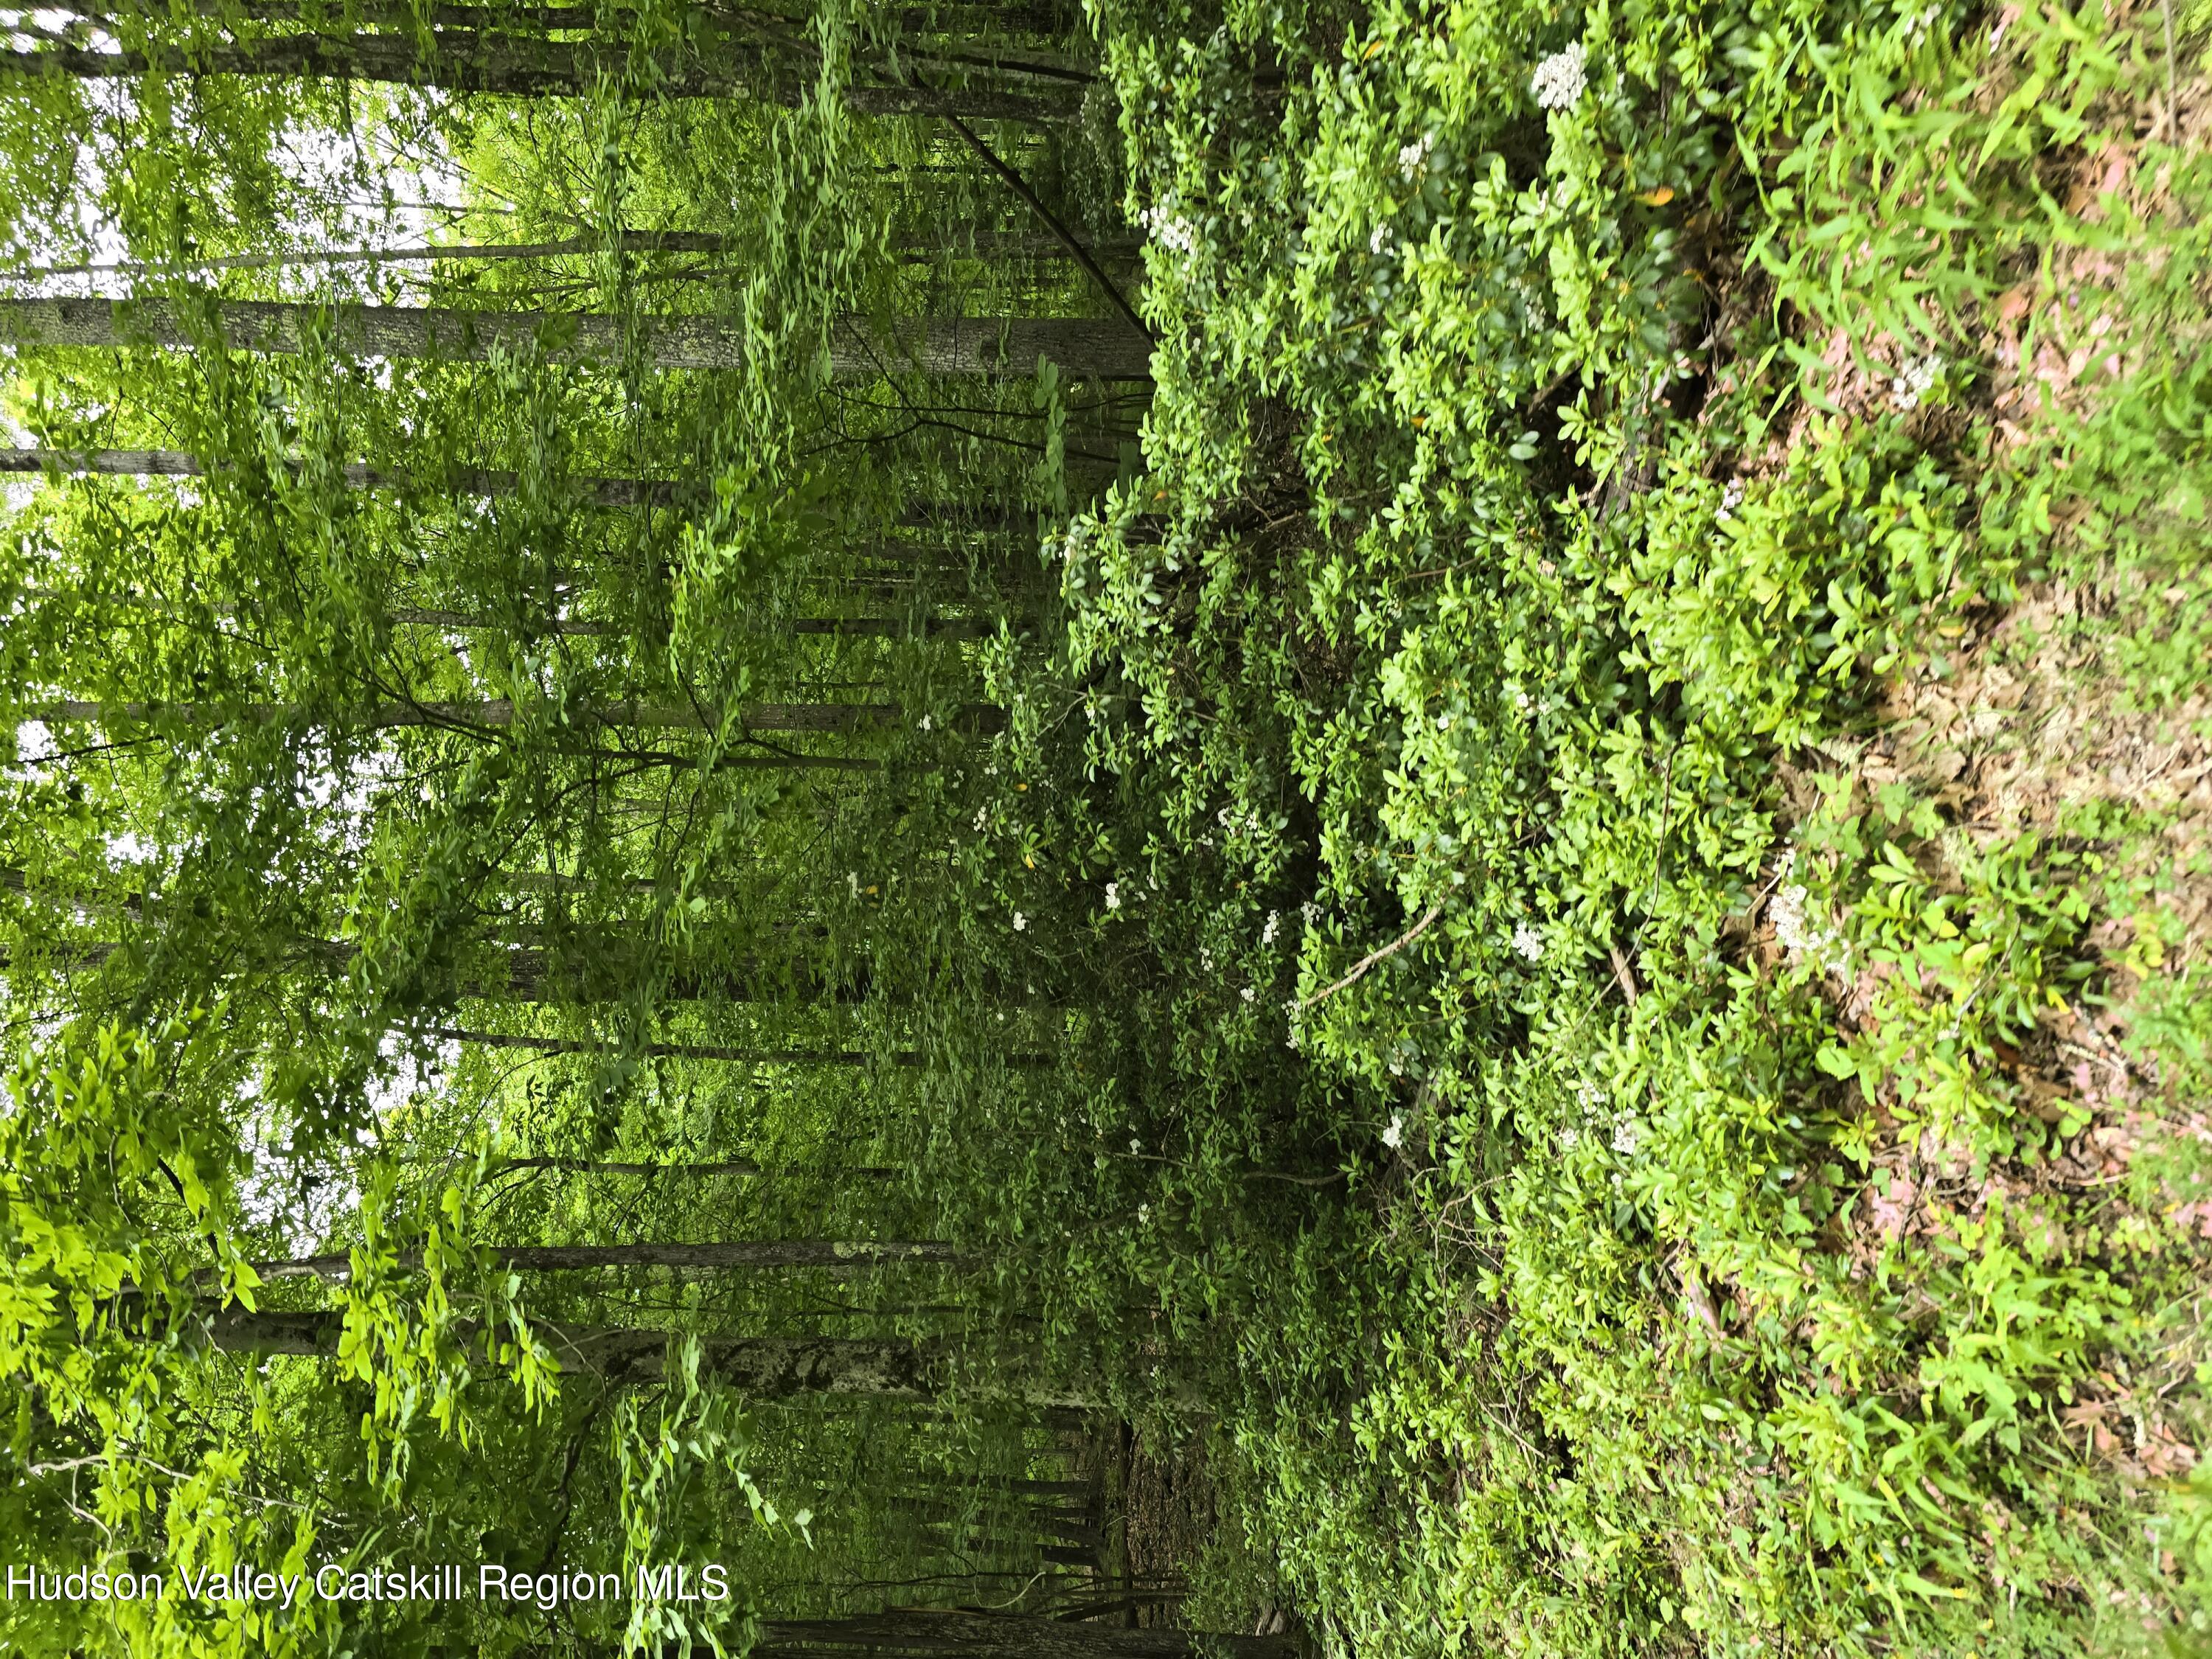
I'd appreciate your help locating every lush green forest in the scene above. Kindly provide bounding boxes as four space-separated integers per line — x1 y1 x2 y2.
1 0 2209 1653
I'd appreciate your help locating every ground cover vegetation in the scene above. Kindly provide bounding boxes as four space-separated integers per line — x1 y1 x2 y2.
0 0 2208 1652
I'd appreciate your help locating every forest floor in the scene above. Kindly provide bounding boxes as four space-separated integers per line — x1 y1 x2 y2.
1032 0 2212 1652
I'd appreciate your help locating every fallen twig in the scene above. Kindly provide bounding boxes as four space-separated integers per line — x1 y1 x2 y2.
1298 901 1445 1010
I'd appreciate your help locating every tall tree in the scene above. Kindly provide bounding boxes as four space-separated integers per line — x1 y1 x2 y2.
0 296 1155 380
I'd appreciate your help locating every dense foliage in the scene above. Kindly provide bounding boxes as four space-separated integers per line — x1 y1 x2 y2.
1 0 2209 1654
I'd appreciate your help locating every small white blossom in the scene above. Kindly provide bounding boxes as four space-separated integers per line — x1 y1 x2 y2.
1717 479 1744 522
1397 133 1436 177
1575 1078 1607 1110
1261 910 1281 946
1012 911 1028 933
1531 43 1588 111
1892 353 1942 410
919 714 933 731
1240 986 1256 1004
1129 1138 1143 1154
973 806 990 832
1370 223 1393 256
1137 1203 1152 1224
1770 853 1851 973
1105 881 1121 911
1381 1113 1405 1150
1558 1126 1582 1151
1512 919 1546 962
1141 201 1199 256
1611 1119 1641 1155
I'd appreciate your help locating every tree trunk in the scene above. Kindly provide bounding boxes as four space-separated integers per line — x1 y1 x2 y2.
246 1239 964 1280
32 696 1007 735
424 1027 1050 1068
0 296 1152 380
486 1155 900 1178
197 1312 1101 1406
21 231 735 281
17 925 1062 1008
0 448 1058 529
427 1026 928 1066
0 443 682 507
8 35 1082 121
387 608 987 639
751 1613 1293 1659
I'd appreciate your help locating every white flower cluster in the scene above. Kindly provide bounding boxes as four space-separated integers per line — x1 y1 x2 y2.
1105 881 1121 911
1511 919 1546 963
1531 44 1588 111
1397 133 1436 178
1381 1113 1405 1150
1610 1118 1641 1156
1717 478 1745 522
1893 353 1942 410
1261 909 1281 945
1012 911 1029 933
1770 854 1850 973
1141 201 1198 257
1370 223 1394 257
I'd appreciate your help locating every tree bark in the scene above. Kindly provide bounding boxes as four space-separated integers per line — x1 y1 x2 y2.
0 296 1152 380
246 1239 964 1280
4 35 1082 121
